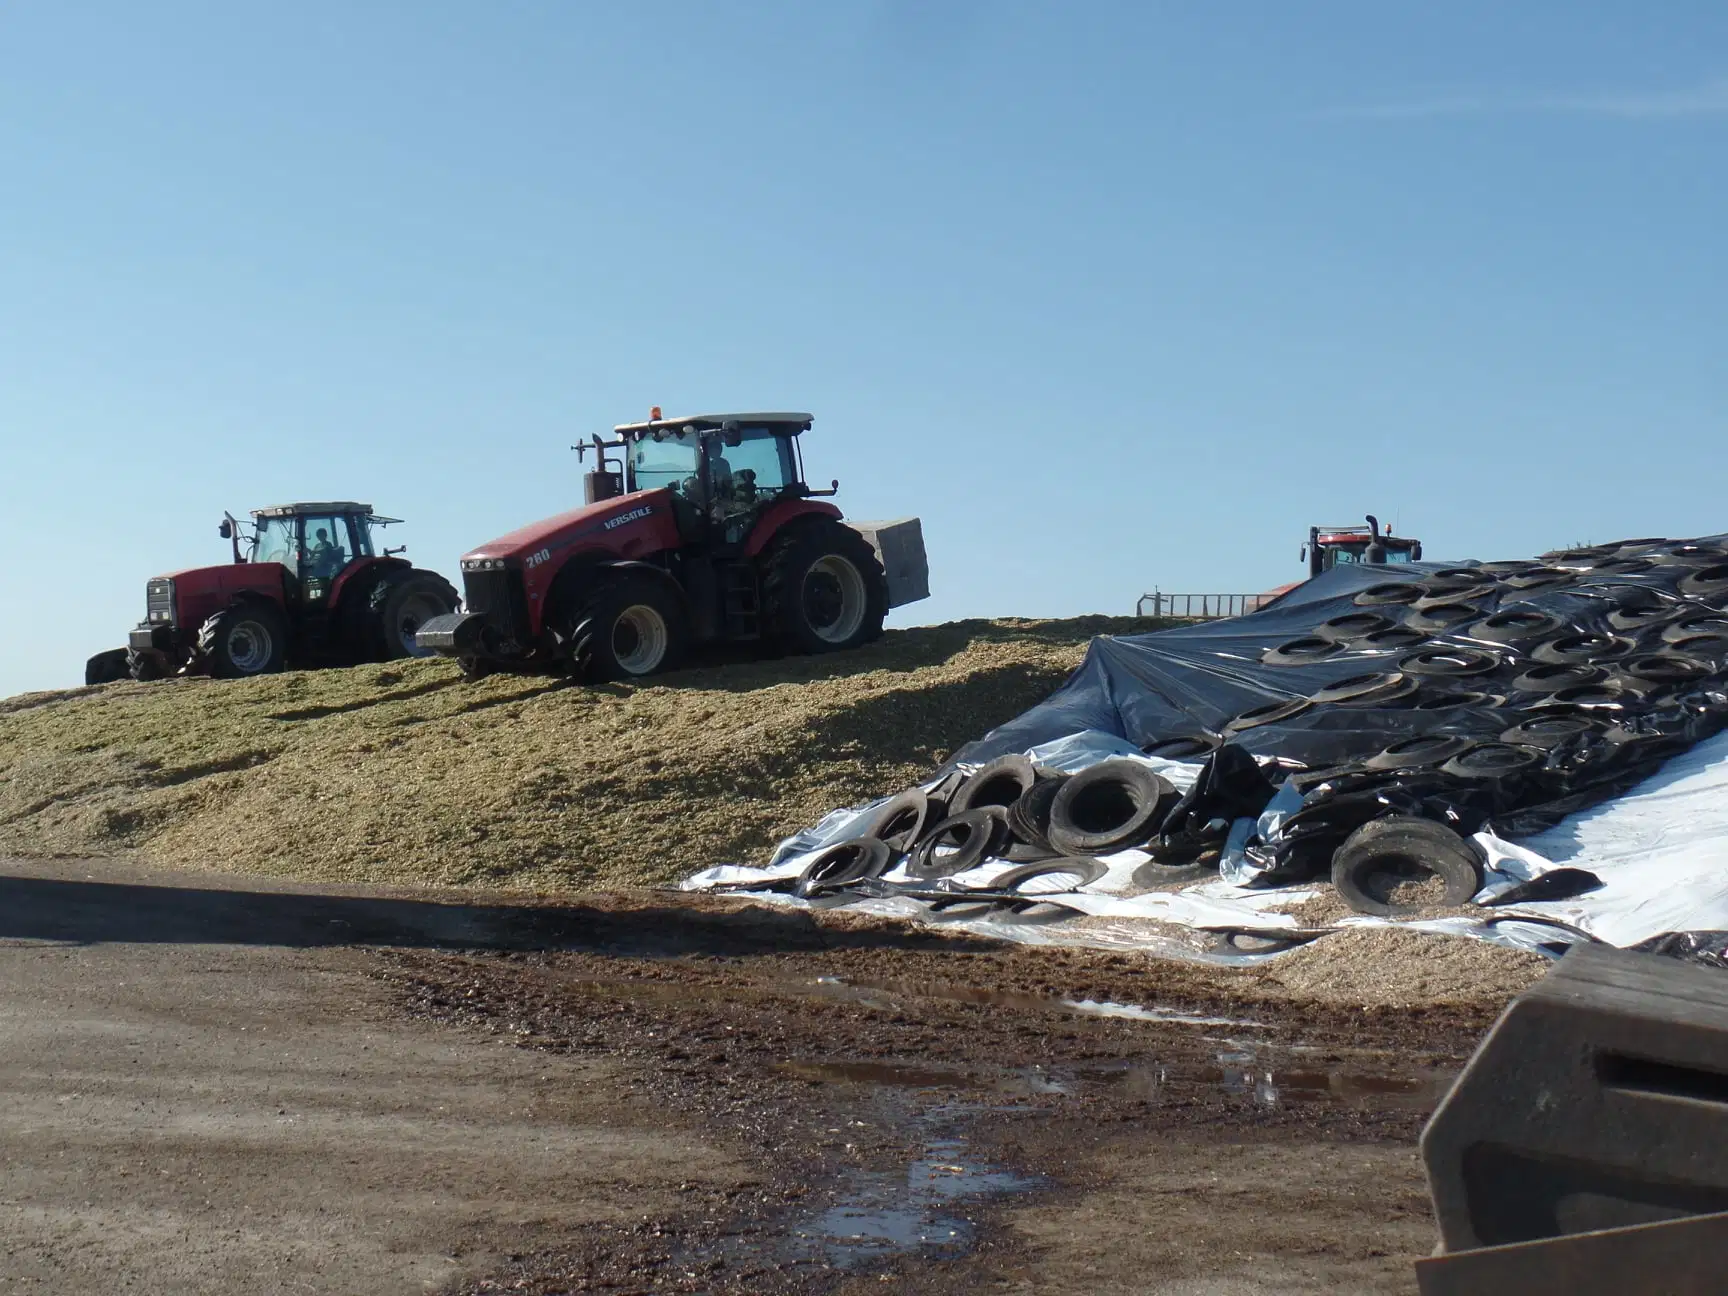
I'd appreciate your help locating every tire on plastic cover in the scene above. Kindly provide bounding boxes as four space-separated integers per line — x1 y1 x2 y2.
1261 636 1343 666
1007 774 1067 852
1467 609 1565 646
1362 734 1477 771
1398 647 1500 677
1047 760 1179 856
1223 697 1312 734
1354 582 1426 608
1314 612 1396 644
795 837 895 897
906 808 1010 880
950 754 1039 815
1531 633 1634 665
854 789 932 852
987 857 1108 894
1330 816 1485 917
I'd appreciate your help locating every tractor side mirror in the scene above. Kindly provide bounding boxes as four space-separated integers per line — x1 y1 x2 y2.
723 430 741 448
1299 544 1307 563
218 520 232 539
1412 542 1424 561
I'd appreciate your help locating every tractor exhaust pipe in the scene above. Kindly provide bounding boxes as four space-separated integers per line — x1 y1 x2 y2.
1364 514 1388 565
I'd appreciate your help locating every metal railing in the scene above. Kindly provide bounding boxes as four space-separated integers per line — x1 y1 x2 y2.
1135 590 1273 620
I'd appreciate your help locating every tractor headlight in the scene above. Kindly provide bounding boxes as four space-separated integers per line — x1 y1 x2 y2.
463 557 509 572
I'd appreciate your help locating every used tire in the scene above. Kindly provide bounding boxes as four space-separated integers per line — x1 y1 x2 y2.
950 755 1039 815
1619 653 1712 686
1314 612 1396 644
907 808 1010 879
1354 582 1426 608
1512 662 1606 694
1223 697 1311 733
369 570 460 661
1439 743 1543 780
1331 816 1484 917
1308 672 1416 706
1680 564 1728 601
1007 775 1068 852
988 857 1108 893
84 648 130 686
1399 647 1499 677
1662 615 1728 644
1500 715 1600 748
761 520 888 654
1406 601 1487 634
197 601 290 678
855 789 932 852
1501 568 1574 591
1142 734 1222 759
567 575 689 681
1047 760 1179 856
1532 632 1634 665
795 838 895 897
1360 625 1430 651
1363 735 1477 771
1606 601 1686 634
1261 636 1342 666
1467 609 1564 646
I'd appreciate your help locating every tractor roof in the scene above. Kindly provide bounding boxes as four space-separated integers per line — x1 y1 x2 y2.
612 412 814 436
252 502 376 519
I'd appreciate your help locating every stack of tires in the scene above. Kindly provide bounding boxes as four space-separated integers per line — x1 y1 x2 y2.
792 754 1182 902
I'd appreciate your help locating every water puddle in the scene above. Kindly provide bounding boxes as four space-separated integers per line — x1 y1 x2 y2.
800 975 1261 1029
788 1131 1038 1267
778 1044 1455 1111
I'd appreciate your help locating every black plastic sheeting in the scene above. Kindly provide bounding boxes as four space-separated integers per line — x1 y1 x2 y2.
952 537 1728 884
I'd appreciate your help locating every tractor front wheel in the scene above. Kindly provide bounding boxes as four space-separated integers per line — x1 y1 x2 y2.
197 602 290 679
127 647 168 681
762 522 888 655
85 648 130 686
567 577 688 683
369 570 461 660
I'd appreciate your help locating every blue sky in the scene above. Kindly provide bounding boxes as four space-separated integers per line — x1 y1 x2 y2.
1 1 1723 696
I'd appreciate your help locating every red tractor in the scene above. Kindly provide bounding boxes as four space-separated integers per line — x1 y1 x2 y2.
1301 515 1423 577
416 411 929 680
85 502 460 684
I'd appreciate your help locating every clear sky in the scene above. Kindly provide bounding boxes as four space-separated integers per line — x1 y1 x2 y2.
2 2 1723 697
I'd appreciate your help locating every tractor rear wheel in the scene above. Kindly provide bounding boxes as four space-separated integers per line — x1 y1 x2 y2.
369 570 461 661
762 521 887 654
567 576 688 682
197 602 290 678
84 648 130 686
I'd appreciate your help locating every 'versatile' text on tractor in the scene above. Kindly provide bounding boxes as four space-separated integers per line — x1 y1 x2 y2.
415 411 930 680
85 503 460 684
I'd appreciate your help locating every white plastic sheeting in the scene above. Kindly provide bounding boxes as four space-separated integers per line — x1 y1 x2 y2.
681 729 1728 964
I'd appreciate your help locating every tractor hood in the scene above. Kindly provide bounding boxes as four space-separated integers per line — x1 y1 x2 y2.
462 488 674 561
157 562 287 593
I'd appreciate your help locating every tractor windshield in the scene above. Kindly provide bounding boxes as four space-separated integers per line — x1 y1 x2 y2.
629 431 701 495
251 516 298 567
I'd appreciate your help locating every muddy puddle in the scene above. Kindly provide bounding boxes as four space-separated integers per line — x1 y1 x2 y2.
788 1118 1039 1267
777 1045 1455 1110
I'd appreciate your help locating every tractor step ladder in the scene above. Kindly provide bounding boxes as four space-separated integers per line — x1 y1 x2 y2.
721 564 761 640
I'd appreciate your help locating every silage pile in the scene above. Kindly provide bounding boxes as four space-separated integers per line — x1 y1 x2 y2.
0 618 1145 891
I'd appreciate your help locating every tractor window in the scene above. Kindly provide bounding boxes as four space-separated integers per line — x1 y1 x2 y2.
251 516 298 567
300 516 353 584
715 428 794 503
1385 549 1414 564
629 431 701 496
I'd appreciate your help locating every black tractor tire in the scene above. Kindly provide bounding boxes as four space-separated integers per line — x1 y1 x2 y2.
761 521 888 655
126 647 167 682
368 569 461 661
1331 816 1484 917
197 602 290 679
567 575 690 682
84 648 131 686
1047 760 1179 856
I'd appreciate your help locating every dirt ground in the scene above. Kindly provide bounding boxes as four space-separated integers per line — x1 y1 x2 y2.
0 856 1514 1294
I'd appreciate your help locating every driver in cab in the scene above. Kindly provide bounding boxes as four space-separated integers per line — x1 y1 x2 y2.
306 527 346 580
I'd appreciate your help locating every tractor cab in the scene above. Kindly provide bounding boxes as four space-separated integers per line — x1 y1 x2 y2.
584 412 826 548
222 502 405 603
1302 515 1422 578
